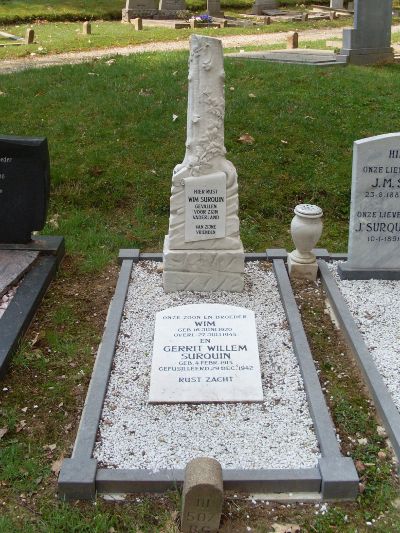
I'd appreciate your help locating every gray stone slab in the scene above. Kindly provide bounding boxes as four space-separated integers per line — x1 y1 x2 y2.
319 457 359 500
319 259 400 461
0 250 38 297
0 238 64 377
339 0 394 65
226 49 340 66
58 458 97 501
0 235 64 253
95 467 321 494
266 248 287 259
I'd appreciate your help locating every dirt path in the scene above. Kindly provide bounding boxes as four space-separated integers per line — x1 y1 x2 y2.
1 25 400 74
0 27 345 74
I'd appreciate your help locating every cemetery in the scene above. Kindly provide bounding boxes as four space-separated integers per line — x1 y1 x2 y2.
2 0 400 532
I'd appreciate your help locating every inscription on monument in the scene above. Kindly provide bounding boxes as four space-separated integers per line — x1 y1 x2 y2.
148 304 263 403
0 136 50 243
185 172 226 242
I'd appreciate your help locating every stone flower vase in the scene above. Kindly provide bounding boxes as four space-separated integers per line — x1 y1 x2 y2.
289 204 323 264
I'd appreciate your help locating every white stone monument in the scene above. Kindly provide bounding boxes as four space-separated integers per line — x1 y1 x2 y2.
338 133 400 280
163 35 244 292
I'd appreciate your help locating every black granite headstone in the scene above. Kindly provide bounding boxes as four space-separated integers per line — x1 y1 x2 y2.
0 136 50 243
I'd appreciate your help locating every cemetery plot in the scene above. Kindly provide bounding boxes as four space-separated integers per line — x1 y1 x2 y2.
320 260 400 462
58 252 358 501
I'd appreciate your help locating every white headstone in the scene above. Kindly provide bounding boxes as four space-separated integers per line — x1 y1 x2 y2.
148 304 263 403
338 133 400 280
163 35 244 293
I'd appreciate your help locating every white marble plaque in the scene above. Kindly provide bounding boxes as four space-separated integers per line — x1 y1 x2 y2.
148 304 263 403
347 133 400 269
184 172 226 242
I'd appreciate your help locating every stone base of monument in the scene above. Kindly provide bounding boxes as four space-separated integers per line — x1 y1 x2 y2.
319 259 400 464
337 48 395 66
154 9 190 19
337 262 400 280
58 248 358 502
163 237 245 292
226 49 346 67
0 236 64 377
121 8 158 21
287 255 318 281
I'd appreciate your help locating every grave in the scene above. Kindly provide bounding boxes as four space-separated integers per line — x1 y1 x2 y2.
121 0 158 22
157 0 188 19
207 0 224 18
251 0 278 16
0 135 64 376
58 36 358 503
338 133 400 280
338 0 394 65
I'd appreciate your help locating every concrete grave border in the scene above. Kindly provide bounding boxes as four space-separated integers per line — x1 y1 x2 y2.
0 236 65 377
58 249 358 501
319 259 400 462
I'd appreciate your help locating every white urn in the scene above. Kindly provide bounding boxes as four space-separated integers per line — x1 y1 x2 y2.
289 204 323 264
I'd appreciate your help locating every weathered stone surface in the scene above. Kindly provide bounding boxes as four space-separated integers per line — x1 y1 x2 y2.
287 31 299 49
181 457 223 533
25 28 34 44
0 251 38 297
132 17 143 30
207 0 224 18
158 0 186 10
163 35 244 292
339 0 394 65
338 133 400 279
287 256 319 281
121 0 157 21
82 21 91 35
251 0 278 16
330 0 344 8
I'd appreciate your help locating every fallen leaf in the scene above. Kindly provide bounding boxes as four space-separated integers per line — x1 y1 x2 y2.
51 458 63 476
270 524 301 533
172 114 178 122
0 427 8 439
281 139 288 144
238 133 255 144
355 459 366 472
248 93 256 98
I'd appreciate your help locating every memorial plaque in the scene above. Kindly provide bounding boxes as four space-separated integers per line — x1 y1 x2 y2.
184 172 226 242
339 132 400 279
148 303 263 403
0 136 50 243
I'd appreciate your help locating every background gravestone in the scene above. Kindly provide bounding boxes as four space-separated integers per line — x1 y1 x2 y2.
338 0 394 65
0 136 50 243
338 132 400 279
251 0 278 16
121 0 158 22
207 0 224 18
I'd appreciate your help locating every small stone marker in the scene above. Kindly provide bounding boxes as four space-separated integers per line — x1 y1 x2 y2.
330 0 344 8
0 136 50 243
181 457 223 533
25 28 34 44
83 21 91 35
148 303 263 403
287 31 298 49
329 11 337 20
338 0 394 65
132 17 143 30
301 13 308 22
338 133 400 280
264 16 271 25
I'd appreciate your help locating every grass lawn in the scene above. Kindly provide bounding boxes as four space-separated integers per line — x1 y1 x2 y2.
0 17 351 60
1 51 400 530
0 0 329 24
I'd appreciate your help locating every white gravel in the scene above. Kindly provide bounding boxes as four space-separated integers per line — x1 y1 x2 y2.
328 262 400 413
94 261 320 472
0 284 18 319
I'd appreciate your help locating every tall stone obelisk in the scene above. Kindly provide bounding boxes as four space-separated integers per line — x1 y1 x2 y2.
163 35 244 293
